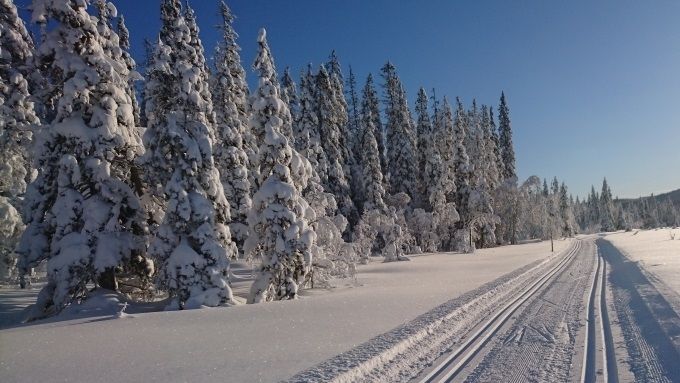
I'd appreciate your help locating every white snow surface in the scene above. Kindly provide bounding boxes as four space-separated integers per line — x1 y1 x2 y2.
605 228 680 306
0 239 569 383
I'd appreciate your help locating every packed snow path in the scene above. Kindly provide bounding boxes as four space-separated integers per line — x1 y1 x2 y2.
292 237 680 383
599 238 680 382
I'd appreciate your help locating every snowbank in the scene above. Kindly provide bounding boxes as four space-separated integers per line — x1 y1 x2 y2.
0 239 569 383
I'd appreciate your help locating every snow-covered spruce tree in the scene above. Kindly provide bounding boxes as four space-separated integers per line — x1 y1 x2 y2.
182 5 213 114
281 68 353 282
464 101 497 248
487 106 502 189
381 62 418 199
409 88 444 251
326 52 350 136
140 39 174 227
325 50 350 155
346 66 364 212
93 0 140 140
547 177 563 237
326 52 358 225
481 106 501 190
352 75 394 261
357 90 387 213
94 6 145 205
327 50 343 83
346 66 361 146
600 178 615 232
433 97 456 202
545 178 562 241
450 97 473 251
17 0 149 316
0 0 39 279
465 100 485 183
137 38 154 128
493 95 520 244
115 14 141 128
363 73 387 175
246 29 315 303
316 65 357 227
280 67 298 142
641 194 660 229
140 0 183 207
559 182 576 237
294 65 328 181
142 0 214 204
586 185 600 231
289 66 353 285
211 3 252 255
211 1 258 193
431 97 459 250
144 0 236 309
415 87 435 211
0 0 39 203
0 196 23 280
497 91 516 182
383 192 416 259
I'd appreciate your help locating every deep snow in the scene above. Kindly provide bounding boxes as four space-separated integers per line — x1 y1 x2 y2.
0 239 569 383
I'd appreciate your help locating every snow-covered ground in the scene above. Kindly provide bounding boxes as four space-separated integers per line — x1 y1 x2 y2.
0 239 569 383
605 228 680 310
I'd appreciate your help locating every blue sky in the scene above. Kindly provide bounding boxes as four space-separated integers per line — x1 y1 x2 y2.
15 0 680 199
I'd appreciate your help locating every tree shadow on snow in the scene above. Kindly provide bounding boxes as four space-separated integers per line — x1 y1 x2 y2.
598 238 680 381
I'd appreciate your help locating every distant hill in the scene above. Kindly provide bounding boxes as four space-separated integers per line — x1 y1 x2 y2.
618 188 680 205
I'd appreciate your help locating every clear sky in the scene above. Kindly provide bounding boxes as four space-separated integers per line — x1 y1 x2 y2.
14 0 680 199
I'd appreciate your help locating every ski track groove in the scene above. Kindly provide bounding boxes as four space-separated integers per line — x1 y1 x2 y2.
422 241 582 383
581 244 618 383
581 246 602 383
463 240 593 383
286 242 578 383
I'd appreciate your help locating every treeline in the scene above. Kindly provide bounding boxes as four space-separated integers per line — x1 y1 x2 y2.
0 0 576 318
574 179 680 232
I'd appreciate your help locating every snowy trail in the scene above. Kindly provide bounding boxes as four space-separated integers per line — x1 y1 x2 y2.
581 244 616 383
414 237 680 383
419 240 583 382
453 238 596 383
599 238 680 382
287 241 580 383
291 235 680 383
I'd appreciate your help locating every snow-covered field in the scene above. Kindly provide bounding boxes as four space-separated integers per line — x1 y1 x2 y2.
0 239 568 383
605 228 680 310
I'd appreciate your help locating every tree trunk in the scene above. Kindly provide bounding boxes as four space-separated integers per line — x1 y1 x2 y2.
97 267 118 291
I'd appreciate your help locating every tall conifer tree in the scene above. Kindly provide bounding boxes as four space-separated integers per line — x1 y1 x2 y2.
381 62 417 198
246 29 315 303
18 0 149 315
211 4 254 258
143 0 236 308
316 65 357 226
498 91 516 181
